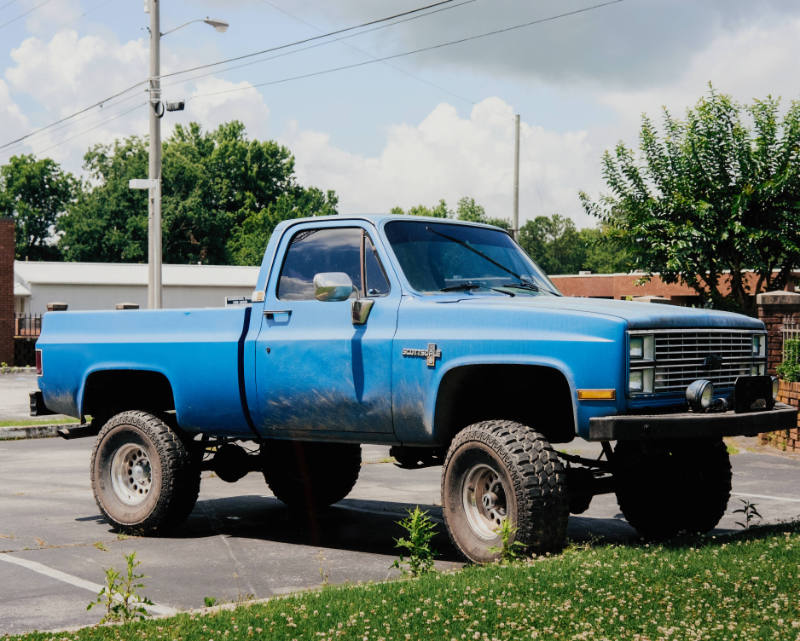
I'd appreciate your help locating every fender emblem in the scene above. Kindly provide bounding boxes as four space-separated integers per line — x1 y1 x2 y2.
402 343 442 368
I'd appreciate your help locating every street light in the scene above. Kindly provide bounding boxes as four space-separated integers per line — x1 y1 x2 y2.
135 2 228 309
161 17 229 37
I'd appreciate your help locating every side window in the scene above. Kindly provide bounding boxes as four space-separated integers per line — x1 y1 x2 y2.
278 227 390 300
364 235 390 296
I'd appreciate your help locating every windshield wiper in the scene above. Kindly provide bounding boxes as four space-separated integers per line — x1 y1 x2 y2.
425 226 524 281
439 283 482 292
498 280 539 292
439 282 515 297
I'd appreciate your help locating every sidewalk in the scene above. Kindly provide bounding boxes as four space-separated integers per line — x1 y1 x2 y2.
0 370 75 440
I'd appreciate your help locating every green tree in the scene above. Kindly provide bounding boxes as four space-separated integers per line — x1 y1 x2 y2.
578 225 634 274
580 87 800 314
228 187 338 265
518 214 585 275
58 136 149 262
0 154 76 260
59 121 336 264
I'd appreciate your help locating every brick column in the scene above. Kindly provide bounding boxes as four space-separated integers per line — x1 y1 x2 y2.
756 290 800 375
0 218 13 365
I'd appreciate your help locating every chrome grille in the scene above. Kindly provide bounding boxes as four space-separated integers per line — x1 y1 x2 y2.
651 330 761 393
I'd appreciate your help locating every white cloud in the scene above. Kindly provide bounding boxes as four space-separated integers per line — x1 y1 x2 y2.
0 79 30 150
597 16 800 135
5 30 148 113
283 97 600 227
23 0 82 35
175 77 271 139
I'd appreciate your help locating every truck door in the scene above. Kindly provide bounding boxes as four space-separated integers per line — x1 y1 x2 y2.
253 222 399 435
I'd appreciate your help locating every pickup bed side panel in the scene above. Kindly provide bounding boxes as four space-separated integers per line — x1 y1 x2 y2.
391 297 628 444
37 308 252 436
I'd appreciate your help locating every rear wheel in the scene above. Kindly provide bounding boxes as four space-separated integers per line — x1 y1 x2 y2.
261 440 361 511
614 438 731 539
441 420 568 563
91 411 199 534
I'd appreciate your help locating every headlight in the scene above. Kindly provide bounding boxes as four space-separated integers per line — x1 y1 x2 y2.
751 364 766 376
630 334 654 360
772 376 779 401
629 368 654 394
753 334 765 357
686 379 714 411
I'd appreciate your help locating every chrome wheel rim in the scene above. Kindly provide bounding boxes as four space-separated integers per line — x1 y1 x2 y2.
462 463 507 539
110 443 152 506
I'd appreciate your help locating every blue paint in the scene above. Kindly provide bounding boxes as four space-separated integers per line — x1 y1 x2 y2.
36 215 767 444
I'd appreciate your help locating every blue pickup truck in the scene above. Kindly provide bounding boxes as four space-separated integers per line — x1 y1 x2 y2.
33 215 797 562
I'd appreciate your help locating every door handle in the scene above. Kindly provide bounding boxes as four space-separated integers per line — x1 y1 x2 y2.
264 309 292 320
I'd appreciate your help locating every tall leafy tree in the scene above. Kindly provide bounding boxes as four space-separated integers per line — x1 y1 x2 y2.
518 214 585 275
59 121 337 264
0 154 76 260
577 225 634 274
228 187 338 265
580 87 800 314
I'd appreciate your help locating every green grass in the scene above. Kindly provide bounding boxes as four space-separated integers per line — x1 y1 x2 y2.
5 523 799 641
0 417 79 428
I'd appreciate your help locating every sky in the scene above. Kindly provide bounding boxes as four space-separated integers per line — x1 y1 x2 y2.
1 0 800 230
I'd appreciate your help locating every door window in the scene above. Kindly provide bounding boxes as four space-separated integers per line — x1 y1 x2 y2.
278 227 390 300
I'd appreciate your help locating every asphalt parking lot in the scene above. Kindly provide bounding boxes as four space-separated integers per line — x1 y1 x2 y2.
1 433 799 635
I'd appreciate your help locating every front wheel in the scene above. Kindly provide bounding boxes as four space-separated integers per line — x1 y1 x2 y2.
441 420 568 563
614 438 731 539
90 411 199 534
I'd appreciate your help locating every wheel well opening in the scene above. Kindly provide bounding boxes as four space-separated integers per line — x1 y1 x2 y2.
434 364 574 446
83 370 175 419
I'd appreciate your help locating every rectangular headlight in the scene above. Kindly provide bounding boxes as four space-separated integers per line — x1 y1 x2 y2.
629 367 655 394
753 334 766 357
630 334 654 360
630 336 644 359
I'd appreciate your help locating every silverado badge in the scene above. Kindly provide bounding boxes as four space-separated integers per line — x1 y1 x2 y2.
402 343 442 367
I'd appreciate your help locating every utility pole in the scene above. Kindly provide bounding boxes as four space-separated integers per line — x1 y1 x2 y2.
147 0 162 309
131 6 227 309
512 113 520 240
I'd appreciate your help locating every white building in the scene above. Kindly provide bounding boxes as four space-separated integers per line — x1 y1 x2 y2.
14 261 260 315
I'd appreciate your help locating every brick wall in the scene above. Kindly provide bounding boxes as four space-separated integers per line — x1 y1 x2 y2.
760 380 800 452
756 291 800 375
0 218 13 365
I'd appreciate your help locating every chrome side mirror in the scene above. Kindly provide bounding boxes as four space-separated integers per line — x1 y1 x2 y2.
313 272 354 302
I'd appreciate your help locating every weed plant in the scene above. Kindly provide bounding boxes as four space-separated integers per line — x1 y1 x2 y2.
391 506 437 577
6 522 799 641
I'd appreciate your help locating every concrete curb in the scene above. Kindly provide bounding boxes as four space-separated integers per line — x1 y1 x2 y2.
0 424 64 440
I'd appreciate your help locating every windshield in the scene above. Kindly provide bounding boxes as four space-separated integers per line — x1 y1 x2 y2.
384 220 561 296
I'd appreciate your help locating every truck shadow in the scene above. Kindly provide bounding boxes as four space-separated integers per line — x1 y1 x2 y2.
157 496 657 558
169 496 464 562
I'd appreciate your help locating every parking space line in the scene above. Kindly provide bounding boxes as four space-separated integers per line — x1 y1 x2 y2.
0 553 176 616
732 492 800 504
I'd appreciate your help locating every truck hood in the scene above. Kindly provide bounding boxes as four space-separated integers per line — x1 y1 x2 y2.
443 294 763 330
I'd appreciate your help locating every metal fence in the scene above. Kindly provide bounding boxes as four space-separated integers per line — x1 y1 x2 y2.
782 323 800 364
14 314 42 338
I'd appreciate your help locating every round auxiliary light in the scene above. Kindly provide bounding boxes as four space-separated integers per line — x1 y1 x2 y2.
686 379 714 411
772 376 779 401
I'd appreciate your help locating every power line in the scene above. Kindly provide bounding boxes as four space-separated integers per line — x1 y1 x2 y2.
33 101 146 156
160 0 459 81
0 79 146 151
161 0 474 96
0 0 460 151
258 0 476 105
0 0 55 30
192 0 624 101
